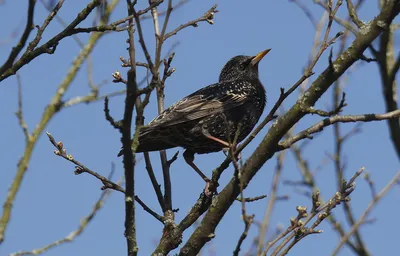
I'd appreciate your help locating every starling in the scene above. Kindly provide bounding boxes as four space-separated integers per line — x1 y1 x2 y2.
120 49 270 191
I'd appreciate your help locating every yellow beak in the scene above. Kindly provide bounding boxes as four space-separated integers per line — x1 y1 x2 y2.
250 49 271 66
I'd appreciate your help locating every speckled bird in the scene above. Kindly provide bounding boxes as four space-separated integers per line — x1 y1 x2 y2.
120 49 270 186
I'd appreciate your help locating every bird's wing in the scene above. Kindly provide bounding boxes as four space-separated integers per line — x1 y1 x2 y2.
148 81 250 127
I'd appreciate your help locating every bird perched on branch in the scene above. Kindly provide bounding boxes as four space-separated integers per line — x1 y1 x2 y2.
119 49 270 194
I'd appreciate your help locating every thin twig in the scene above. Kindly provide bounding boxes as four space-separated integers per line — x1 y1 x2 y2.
346 0 365 28
10 180 117 256
257 151 286 255
279 110 400 150
104 96 122 130
264 168 365 256
46 131 164 224
331 172 400 256
15 73 30 143
46 131 125 192
144 152 166 212
0 0 36 75
163 5 218 41
235 195 267 203
232 146 254 256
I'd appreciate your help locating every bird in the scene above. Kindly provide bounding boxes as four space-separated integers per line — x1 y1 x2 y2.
119 49 270 193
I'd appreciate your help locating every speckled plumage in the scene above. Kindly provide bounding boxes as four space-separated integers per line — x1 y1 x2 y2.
134 51 270 157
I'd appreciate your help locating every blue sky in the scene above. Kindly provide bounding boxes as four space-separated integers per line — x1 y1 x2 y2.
1 0 399 255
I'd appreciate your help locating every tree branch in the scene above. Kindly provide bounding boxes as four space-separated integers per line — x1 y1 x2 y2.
279 110 400 150
10 181 116 256
122 1 139 254
163 5 218 41
346 0 365 28
45 132 164 223
265 168 364 256
256 151 286 255
15 73 31 144
0 0 100 82
331 171 400 256
0 0 36 75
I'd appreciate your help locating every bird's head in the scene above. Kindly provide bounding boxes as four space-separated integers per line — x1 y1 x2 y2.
219 49 271 82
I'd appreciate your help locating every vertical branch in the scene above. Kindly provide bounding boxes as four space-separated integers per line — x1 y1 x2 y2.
150 0 173 211
123 1 138 255
256 151 285 255
373 26 400 160
144 152 166 212
333 5 369 253
15 74 31 144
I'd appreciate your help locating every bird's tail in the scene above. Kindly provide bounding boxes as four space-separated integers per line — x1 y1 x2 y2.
117 126 175 156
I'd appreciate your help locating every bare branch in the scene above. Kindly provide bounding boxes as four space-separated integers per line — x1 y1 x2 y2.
257 152 286 255
304 92 347 117
104 97 122 130
346 0 365 28
15 74 30 143
144 152 166 212
363 172 377 199
10 182 115 256
163 5 218 41
46 131 125 193
331 171 400 256
279 110 400 150
290 0 317 28
122 1 139 254
314 0 358 34
46 132 164 223
0 0 101 82
233 214 254 256
0 0 36 75
235 195 267 203
264 168 365 256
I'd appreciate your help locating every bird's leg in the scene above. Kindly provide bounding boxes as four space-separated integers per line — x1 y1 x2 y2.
183 150 212 196
202 128 241 161
202 128 231 148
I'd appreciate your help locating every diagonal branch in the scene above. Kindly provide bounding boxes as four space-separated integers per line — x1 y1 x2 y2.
0 0 36 75
10 181 116 256
45 132 164 223
264 168 365 256
163 5 218 41
0 0 100 82
331 171 400 256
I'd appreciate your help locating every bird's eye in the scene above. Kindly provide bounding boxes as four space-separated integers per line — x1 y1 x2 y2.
239 64 246 70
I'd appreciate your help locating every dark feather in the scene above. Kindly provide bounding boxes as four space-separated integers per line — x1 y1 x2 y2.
146 81 251 128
